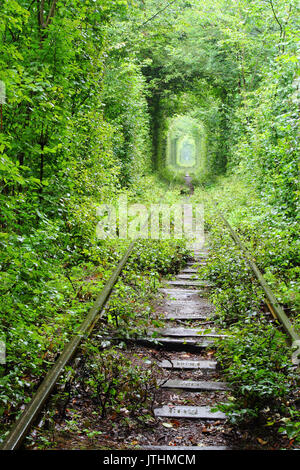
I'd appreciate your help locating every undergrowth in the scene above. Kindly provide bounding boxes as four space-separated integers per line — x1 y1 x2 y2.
0 176 189 444
192 175 300 445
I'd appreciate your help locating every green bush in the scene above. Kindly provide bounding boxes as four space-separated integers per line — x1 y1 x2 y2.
215 323 296 424
78 346 158 419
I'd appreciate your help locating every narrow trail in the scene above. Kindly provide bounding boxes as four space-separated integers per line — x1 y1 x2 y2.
138 245 231 450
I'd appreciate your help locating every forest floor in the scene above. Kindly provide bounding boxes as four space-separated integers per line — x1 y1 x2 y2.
32 346 292 451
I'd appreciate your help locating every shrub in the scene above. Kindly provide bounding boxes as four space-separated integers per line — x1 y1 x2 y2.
215 323 296 424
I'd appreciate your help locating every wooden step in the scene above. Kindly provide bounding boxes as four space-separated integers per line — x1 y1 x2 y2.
164 298 213 308
186 262 206 267
166 280 211 288
152 337 215 348
176 273 199 279
154 405 226 420
160 289 207 299
157 359 217 370
163 312 212 320
159 379 228 391
162 298 215 316
149 327 225 338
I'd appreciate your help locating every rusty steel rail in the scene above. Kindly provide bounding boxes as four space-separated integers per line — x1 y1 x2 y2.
211 200 300 364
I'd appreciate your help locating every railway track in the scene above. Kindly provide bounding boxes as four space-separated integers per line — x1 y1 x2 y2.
141 245 230 450
2 179 299 451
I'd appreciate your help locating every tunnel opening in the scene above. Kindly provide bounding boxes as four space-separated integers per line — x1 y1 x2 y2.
165 115 206 182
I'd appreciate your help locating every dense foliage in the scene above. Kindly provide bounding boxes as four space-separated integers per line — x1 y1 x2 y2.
0 0 299 447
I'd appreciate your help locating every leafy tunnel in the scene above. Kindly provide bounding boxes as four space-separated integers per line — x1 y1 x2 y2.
166 115 206 178
0 0 299 450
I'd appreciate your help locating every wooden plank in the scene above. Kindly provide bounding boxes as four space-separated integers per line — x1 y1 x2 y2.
164 298 213 308
166 280 211 287
154 337 215 348
160 289 207 299
176 274 199 279
164 312 212 320
163 299 214 312
154 405 226 420
159 379 228 391
150 337 215 345
161 288 204 294
157 359 217 369
149 328 224 338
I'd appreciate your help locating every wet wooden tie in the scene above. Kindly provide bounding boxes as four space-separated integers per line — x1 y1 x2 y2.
157 359 217 369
